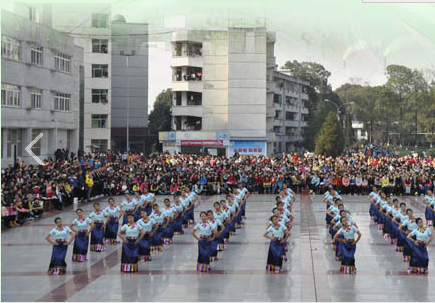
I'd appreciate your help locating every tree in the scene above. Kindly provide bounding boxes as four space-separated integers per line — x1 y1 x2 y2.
147 89 172 152
282 60 334 150
315 112 344 157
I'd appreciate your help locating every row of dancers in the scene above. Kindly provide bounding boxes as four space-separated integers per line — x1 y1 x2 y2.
44 184 250 274
369 187 433 274
191 187 250 272
264 187 296 273
324 186 361 274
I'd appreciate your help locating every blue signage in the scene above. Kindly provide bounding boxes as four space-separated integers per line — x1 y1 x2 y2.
229 140 266 156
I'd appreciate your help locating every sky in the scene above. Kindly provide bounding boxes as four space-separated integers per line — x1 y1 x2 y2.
2 0 435 112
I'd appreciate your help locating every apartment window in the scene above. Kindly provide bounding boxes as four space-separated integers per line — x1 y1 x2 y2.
273 126 281 134
30 44 42 66
31 129 41 156
55 52 71 72
1 36 22 60
92 64 108 78
273 94 282 105
92 39 108 53
91 114 107 128
92 89 108 103
30 90 42 109
286 112 296 121
54 93 70 111
1 84 21 107
92 14 108 28
91 139 108 151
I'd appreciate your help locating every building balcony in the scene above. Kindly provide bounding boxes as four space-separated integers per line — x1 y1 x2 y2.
280 134 302 142
173 116 202 131
172 106 203 117
284 105 299 113
172 81 203 93
284 120 300 128
171 56 203 68
301 92 309 100
284 90 300 99
273 119 284 127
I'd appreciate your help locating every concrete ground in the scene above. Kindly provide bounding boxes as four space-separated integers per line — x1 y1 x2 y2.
1 193 434 302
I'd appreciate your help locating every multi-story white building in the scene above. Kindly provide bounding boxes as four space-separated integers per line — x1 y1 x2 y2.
1 8 82 166
270 69 309 154
50 3 112 153
159 28 309 157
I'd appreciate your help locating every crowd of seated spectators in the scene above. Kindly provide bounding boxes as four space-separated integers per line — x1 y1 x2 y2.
2 146 434 228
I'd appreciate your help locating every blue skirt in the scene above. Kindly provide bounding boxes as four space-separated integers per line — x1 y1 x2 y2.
409 242 429 271
121 238 139 272
325 213 332 225
340 240 356 266
369 203 376 217
210 237 219 259
48 241 68 275
383 215 392 236
241 201 246 217
151 225 163 251
266 240 284 270
335 235 344 259
372 207 379 224
390 221 399 240
173 214 184 234
138 234 152 261
425 206 434 224
197 237 211 271
105 217 119 242
90 222 105 251
187 203 195 221
162 221 174 243
72 231 89 261
397 228 408 251
223 223 230 240
404 237 414 259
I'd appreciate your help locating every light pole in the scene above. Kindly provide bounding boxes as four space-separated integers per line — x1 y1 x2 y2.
324 99 341 121
119 50 135 151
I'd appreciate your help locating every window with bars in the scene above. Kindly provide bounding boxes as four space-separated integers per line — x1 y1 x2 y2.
54 52 71 72
91 114 108 128
31 91 42 109
91 14 108 28
92 64 108 78
54 93 70 111
92 89 108 103
92 39 108 53
1 36 22 60
1 83 21 107
30 44 42 66
2 129 23 158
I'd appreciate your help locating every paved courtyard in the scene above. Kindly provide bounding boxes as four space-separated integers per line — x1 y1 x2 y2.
2 193 435 301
